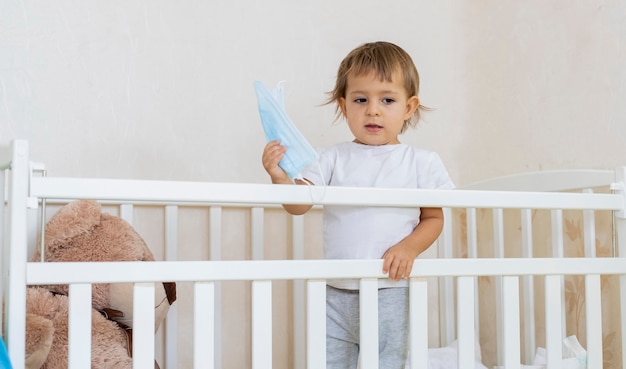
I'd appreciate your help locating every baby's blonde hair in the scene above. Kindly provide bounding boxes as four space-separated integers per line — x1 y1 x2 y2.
326 41 426 132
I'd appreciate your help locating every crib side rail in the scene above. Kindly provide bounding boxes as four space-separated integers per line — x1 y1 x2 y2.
26 258 626 284
5 135 625 369
30 176 624 210
26 258 626 369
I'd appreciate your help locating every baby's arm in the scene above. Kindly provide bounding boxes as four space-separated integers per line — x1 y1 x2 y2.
381 207 444 281
262 140 313 215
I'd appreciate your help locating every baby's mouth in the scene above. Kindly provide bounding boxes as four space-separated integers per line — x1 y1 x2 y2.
365 124 383 132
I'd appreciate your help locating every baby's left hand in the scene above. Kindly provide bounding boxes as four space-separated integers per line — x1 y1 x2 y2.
382 243 418 281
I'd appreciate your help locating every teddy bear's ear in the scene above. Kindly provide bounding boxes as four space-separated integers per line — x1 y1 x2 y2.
40 200 102 254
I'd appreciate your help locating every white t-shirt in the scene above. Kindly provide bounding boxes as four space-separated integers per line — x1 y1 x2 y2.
301 141 455 289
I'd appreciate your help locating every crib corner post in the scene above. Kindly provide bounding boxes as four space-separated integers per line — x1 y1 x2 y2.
5 139 30 369
616 168 626 369
613 167 626 218
612 167 626 258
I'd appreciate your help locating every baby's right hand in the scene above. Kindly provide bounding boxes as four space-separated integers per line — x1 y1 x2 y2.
262 140 292 184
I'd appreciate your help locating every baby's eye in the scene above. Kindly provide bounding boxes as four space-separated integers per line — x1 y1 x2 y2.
354 98 367 103
382 98 395 104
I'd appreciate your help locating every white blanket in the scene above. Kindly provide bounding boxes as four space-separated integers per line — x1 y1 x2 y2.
404 338 488 369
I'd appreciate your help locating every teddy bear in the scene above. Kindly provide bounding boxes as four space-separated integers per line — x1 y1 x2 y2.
25 287 133 369
24 199 177 369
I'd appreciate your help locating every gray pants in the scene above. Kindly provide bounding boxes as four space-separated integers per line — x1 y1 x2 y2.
326 285 409 369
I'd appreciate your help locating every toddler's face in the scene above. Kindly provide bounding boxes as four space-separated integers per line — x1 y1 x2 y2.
339 70 419 146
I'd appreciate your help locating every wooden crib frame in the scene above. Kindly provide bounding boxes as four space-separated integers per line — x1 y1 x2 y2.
2 139 626 369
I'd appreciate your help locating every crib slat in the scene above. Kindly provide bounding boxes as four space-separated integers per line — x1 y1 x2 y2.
194 281 215 369
544 275 562 369
616 168 626 369
621 274 626 369
493 208 505 365
292 215 306 369
165 205 179 369
465 208 480 342
520 208 536 363
209 206 222 259
252 280 272 369
133 282 155 368
585 274 603 367
165 206 179 261
457 276 475 369
582 189 597 257
307 280 326 368
438 207 455 346
409 278 428 369
360 278 379 369
251 208 269 366
119 203 133 224
550 210 564 259
27 207 39 262
493 208 505 259
251 207 264 260
68 283 92 369
209 206 223 369
550 209 567 340
466 208 478 258
438 278 454 348
501 276 520 368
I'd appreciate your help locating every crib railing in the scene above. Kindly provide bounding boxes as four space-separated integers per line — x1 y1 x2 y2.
456 168 621 365
23 258 626 369
3 139 626 369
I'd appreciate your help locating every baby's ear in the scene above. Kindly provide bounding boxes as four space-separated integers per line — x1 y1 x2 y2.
338 97 348 118
405 96 420 117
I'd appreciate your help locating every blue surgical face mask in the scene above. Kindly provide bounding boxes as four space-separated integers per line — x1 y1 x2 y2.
254 80 318 181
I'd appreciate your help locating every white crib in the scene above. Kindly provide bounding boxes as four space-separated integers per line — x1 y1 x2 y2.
2 139 626 369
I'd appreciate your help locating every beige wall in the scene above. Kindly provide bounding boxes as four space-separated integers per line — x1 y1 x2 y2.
3 1 624 186
3 1 625 368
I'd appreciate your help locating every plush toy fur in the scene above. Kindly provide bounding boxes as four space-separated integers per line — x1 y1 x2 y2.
24 199 176 369
26 287 132 369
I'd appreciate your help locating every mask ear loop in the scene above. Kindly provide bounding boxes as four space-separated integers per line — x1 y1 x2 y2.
297 161 327 206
